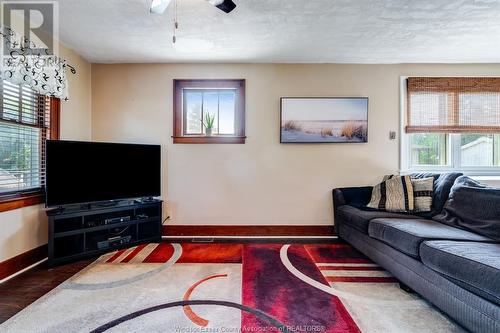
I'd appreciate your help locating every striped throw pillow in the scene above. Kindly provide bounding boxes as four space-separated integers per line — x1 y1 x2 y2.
367 175 414 212
412 177 434 212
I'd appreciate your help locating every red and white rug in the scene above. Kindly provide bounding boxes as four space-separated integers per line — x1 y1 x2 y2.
0 243 464 332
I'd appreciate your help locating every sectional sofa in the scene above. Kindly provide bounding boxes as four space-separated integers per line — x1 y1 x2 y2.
332 173 500 333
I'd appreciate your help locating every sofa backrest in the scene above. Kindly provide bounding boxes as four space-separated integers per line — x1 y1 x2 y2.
433 176 500 240
410 172 463 218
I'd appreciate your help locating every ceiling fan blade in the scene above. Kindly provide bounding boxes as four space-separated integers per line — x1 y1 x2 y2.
207 0 236 13
150 0 172 14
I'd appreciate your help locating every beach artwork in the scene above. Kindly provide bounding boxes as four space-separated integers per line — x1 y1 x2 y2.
280 97 368 143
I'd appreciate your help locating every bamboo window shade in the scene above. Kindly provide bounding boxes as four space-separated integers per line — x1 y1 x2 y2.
406 77 500 133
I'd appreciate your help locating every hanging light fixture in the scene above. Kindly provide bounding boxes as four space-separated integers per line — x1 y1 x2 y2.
150 0 172 14
172 0 178 43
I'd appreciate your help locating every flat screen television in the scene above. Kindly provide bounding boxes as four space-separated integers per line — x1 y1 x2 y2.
46 140 161 207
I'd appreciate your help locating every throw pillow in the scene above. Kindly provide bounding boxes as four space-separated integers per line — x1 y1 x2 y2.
410 173 462 218
367 175 414 212
412 177 434 212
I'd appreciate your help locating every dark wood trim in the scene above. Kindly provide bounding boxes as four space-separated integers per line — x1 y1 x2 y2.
172 136 246 144
173 79 246 144
164 237 340 244
173 79 245 88
0 193 44 213
162 225 335 237
0 97 60 212
50 97 61 140
0 244 47 281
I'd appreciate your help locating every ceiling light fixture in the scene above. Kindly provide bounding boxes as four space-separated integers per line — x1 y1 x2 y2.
149 0 236 15
172 0 178 43
150 0 172 14
150 0 236 45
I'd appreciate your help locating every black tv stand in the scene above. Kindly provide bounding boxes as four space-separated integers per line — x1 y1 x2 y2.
90 200 120 208
47 199 162 266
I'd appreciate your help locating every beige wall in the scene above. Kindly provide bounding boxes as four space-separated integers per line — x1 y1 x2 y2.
60 46 92 140
0 45 92 263
2 62 499 263
91 63 500 226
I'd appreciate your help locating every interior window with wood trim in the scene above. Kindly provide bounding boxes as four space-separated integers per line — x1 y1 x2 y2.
402 77 500 175
173 79 245 144
0 80 60 211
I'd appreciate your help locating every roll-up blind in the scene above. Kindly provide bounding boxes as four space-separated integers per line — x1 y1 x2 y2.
0 80 52 194
406 77 500 133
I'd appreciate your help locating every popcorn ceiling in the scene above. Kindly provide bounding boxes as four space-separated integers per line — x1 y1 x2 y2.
57 0 500 63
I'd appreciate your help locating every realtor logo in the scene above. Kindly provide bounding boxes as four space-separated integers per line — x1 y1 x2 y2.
1 1 58 56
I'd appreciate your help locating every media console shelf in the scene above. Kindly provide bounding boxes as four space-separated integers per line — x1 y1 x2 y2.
47 200 162 266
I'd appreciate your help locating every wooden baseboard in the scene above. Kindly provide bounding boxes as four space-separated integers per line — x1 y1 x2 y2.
162 225 335 237
0 245 47 281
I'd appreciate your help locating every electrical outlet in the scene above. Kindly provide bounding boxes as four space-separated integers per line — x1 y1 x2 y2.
389 131 396 140
163 201 173 224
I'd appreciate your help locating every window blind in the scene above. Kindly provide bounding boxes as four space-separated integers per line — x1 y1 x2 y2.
406 77 500 133
0 80 52 194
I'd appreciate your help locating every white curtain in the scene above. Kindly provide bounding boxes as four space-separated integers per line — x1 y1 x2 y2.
0 26 70 100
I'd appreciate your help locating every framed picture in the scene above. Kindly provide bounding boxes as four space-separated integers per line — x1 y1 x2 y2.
280 97 368 143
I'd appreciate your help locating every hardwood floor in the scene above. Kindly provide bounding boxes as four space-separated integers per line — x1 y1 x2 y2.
0 258 94 324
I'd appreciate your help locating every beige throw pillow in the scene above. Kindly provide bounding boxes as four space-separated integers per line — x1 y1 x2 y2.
411 177 434 212
367 175 414 212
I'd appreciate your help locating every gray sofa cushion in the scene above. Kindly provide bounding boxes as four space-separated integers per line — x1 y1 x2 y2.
336 205 420 234
421 241 500 306
410 172 462 218
433 176 500 240
368 218 491 258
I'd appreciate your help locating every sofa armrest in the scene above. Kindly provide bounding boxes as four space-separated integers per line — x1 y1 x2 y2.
333 186 373 208
332 186 373 234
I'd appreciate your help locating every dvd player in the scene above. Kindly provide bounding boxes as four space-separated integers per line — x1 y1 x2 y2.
97 235 132 250
104 216 131 224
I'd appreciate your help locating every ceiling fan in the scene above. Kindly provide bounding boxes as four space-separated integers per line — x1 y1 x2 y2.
150 0 236 14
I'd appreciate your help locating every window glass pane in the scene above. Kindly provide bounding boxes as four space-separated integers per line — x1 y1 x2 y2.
409 92 449 126
459 93 500 127
460 133 499 166
219 90 236 135
0 122 40 192
184 91 202 134
202 91 218 134
182 89 237 136
410 133 447 166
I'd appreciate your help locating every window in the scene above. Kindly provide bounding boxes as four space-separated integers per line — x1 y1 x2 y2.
173 79 245 144
402 77 500 175
460 134 500 166
0 80 60 211
410 133 448 166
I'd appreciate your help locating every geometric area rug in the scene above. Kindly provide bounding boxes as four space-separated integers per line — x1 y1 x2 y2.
0 243 465 332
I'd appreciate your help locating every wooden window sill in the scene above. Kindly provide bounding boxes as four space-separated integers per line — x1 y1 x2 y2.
0 193 45 212
172 136 246 144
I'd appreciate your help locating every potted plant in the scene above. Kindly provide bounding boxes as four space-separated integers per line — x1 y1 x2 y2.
204 113 215 136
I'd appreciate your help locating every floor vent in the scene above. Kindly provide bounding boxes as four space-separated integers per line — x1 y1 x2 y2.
191 237 215 243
